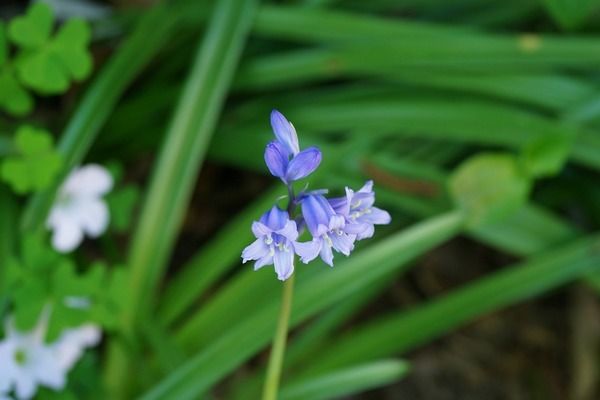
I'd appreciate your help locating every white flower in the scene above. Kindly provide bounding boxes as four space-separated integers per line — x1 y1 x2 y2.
0 315 101 400
47 164 113 253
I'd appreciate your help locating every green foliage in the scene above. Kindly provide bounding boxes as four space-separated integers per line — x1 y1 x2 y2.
542 0 599 30
0 3 93 116
105 162 140 232
10 3 93 94
4 236 125 340
520 135 571 178
449 153 532 227
0 125 62 194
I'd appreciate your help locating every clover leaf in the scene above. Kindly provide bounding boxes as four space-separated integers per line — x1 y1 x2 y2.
0 125 62 193
8 2 53 49
0 68 34 115
9 3 93 94
5 236 120 340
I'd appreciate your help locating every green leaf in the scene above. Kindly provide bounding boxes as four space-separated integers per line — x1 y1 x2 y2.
280 360 410 400
106 185 140 232
542 0 598 30
106 0 259 394
0 126 62 193
0 68 34 116
8 2 54 49
12 8 92 95
449 152 531 227
0 22 7 67
520 135 571 178
52 19 93 80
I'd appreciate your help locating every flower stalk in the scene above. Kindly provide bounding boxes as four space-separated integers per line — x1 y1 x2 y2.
262 273 295 400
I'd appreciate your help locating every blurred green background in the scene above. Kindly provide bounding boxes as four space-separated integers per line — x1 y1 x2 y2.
5 0 600 399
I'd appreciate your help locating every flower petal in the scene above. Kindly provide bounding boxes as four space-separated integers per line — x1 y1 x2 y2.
53 325 101 371
358 180 374 193
63 164 113 197
285 147 321 182
320 241 334 267
254 254 274 270
260 206 289 231
50 213 84 253
330 232 355 256
251 221 271 237
270 109 299 156
276 220 298 242
264 141 288 180
294 239 322 264
242 238 270 263
73 198 109 238
361 207 391 225
356 224 375 240
14 371 37 400
273 246 294 281
31 348 66 390
301 194 335 238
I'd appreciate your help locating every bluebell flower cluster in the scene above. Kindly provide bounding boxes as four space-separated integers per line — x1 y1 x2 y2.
242 110 391 281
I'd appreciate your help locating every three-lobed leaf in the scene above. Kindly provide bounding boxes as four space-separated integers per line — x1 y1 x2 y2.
8 2 53 49
10 3 92 94
0 125 62 193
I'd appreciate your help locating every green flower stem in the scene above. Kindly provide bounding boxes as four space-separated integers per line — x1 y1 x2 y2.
263 274 295 400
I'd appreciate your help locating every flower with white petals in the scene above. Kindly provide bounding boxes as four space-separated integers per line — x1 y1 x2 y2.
47 164 113 253
0 315 100 400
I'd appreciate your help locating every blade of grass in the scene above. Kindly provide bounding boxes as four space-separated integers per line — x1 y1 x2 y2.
105 0 259 396
279 360 410 400
300 232 600 375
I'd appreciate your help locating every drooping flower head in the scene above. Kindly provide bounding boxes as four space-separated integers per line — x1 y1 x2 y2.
242 206 299 281
264 110 322 184
46 164 113 253
242 110 391 281
329 180 391 240
295 194 355 266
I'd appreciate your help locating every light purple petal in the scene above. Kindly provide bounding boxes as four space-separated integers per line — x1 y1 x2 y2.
328 215 345 231
356 224 375 240
264 141 289 180
251 221 271 237
242 239 270 263
320 242 334 267
294 239 322 264
351 191 375 210
273 245 294 281
260 206 289 231
285 147 322 182
301 195 335 237
344 222 370 235
358 180 374 193
254 254 274 270
271 109 300 156
330 231 355 255
360 207 391 225
328 195 348 216
276 220 298 241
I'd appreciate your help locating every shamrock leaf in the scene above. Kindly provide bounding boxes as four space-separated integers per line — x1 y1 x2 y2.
10 3 93 94
8 2 53 49
0 68 34 115
0 125 62 193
